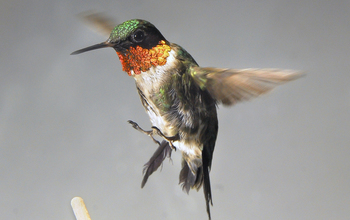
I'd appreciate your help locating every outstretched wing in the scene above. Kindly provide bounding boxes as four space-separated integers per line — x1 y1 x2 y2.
191 67 303 106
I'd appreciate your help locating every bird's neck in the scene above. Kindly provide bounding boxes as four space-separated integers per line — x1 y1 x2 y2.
116 40 171 76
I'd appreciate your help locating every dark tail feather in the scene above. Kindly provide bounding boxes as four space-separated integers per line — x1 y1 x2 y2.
179 157 211 219
203 162 212 220
179 159 196 193
141 140 172 188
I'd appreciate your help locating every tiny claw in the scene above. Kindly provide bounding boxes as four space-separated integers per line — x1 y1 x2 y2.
128 120 161 146
128 120 151 134
128 120 178 150
151 126 179 150
128 120 138 129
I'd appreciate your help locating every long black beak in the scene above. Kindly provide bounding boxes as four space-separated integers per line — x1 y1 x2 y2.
70 42 112 55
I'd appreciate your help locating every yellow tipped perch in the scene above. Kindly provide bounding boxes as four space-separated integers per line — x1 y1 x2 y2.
71 197 92 220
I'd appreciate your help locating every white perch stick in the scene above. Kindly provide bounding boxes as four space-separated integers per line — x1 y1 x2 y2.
71 197 92 220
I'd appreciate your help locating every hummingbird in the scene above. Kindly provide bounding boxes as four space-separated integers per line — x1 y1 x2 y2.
71 18 302 219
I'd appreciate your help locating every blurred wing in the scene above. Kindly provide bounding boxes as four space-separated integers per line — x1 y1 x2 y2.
191 67 304 106
77 11 116 36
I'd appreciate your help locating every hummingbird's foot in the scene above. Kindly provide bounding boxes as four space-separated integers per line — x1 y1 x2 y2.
127 120 179 150
128 120 161 146
150 126 179 150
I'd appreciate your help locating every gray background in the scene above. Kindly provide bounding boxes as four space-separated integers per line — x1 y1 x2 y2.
1 0 349 219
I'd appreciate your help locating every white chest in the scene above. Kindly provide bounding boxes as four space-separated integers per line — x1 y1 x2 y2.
131 49 177 135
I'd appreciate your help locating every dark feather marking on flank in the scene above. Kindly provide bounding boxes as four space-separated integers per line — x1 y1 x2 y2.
141 140 173 188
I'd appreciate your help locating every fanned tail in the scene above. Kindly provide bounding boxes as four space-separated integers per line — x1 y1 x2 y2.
178 156 212 220
179 160 195 193
141 140 173 188
179 158 204 193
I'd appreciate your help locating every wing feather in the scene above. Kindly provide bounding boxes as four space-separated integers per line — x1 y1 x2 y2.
77 11 116 36
191 67 303 106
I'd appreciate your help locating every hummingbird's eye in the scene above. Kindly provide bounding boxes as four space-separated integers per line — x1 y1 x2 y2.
132 30 145 43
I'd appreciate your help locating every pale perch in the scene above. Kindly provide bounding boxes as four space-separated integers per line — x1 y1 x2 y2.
71 197 92 220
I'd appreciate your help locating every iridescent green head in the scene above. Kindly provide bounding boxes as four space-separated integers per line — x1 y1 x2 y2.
71 19 167 55
108 19 141 42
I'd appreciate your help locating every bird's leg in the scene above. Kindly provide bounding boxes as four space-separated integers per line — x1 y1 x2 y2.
150 126 179 150
128 120 179 150
128 120 161 146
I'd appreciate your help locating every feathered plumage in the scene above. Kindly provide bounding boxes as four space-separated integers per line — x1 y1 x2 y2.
71 16 303 220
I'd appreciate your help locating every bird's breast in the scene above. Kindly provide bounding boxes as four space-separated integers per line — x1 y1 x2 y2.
132 49 179 137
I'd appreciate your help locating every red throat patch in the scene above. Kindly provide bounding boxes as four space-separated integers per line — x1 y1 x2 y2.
117 40 171 76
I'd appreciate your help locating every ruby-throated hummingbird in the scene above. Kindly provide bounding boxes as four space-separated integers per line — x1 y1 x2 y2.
71 18 302 219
